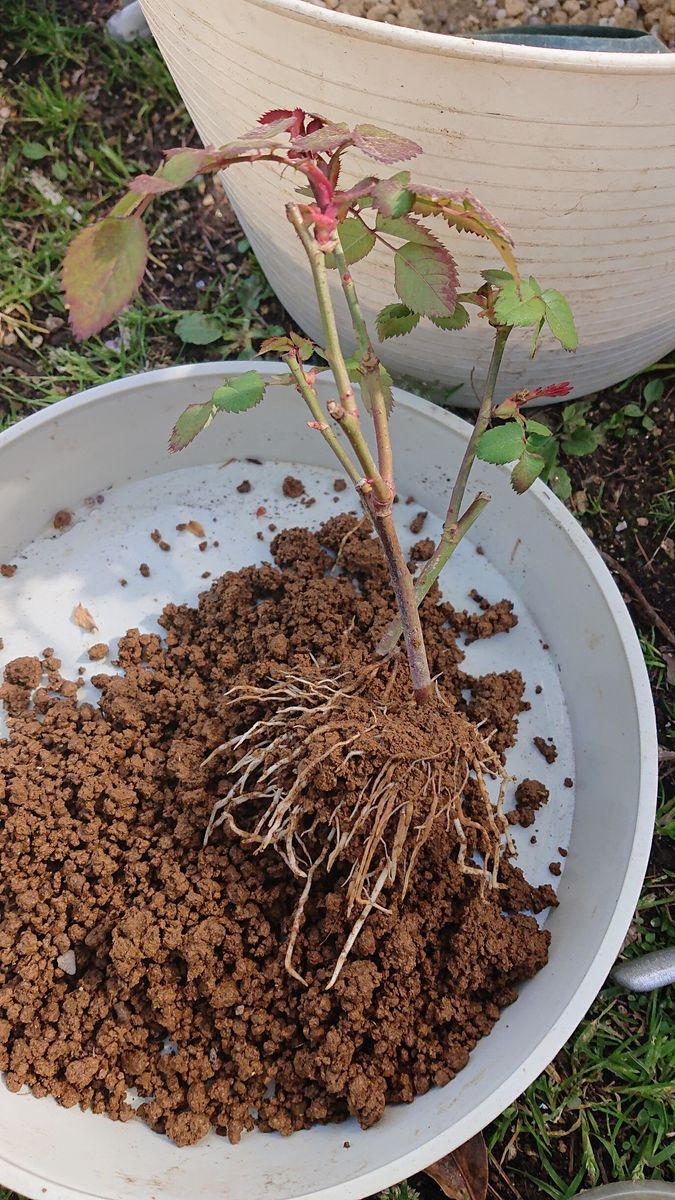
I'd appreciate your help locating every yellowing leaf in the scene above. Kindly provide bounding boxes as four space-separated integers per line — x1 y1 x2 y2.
63 216 147 339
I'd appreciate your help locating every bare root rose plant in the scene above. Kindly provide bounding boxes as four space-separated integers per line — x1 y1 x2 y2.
63 109 577 986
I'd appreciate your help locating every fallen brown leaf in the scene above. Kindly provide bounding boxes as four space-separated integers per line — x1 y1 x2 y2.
176 519 206 538
73 603 98 633
425 1132 488 1200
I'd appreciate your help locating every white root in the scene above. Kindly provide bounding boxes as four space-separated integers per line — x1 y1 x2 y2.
200 667 515 988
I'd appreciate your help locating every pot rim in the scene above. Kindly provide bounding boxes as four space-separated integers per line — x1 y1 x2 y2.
0 362 659 1200
240 0 675 72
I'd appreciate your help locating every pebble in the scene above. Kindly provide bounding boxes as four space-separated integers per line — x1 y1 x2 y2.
311 0 675 42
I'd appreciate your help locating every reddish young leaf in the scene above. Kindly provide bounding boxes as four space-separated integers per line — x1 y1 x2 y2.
414 188 519 282
352 124 422 164
62 215 148 340
290 123 351 154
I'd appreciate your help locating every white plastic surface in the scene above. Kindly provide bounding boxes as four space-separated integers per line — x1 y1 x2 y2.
138 0 675 404
0 363 658 1200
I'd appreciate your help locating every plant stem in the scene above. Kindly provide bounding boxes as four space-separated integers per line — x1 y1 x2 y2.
445 326 511 527
372 512 433 704
286 204 359 420
285 357 363 488
332 242 394 496
376 492 489 658
375 327 510 658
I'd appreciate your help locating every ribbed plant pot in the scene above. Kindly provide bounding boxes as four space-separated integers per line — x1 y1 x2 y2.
0 363 658 1200
137 0 675 404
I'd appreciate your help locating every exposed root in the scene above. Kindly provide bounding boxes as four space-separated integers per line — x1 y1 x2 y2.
203 664 513 988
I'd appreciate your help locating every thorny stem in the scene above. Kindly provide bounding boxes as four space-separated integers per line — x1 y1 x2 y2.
285 356 363 489
332 242 394 498
286 204 359 420
376 327 511 658
287 204 390 508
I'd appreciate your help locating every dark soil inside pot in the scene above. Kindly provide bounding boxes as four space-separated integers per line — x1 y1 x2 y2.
315 0 675 48
0 515 557 1147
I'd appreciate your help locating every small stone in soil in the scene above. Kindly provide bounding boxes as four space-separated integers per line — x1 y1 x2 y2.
334 478 347 492
558 847 568 858
535 685 543 695
199 541 207 552
119 578 128 587
52 510 72 530
1 564 17 577
150 529 162 544
549 862 562 877
87 643 109 662
159 541 171 553
534 736 558 764
564 777 574 788
237 480 252 493
410 510 427 535
139 563 150 577
282 475 305 498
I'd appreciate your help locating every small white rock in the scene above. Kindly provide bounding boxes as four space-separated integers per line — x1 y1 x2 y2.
57 950 76 975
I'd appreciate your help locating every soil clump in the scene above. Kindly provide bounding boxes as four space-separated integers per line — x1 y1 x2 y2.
0 517 555 1146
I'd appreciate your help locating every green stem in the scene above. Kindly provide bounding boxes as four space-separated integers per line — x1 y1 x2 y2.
285 357 362 488
375 326 511 659
287 204 359 420
332 242 394 496
445 326 511 527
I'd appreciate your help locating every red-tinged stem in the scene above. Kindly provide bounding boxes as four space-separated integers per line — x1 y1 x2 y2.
372 511 433 704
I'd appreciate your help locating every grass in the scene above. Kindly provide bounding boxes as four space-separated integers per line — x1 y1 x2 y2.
1 4 673 1199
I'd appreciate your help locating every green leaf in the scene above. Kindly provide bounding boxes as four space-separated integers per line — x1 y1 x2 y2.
376 303 421 340
549 465 572 500
352 125 421 164
531 316 545 357
622 403 643 418
174 312 222 345
476 422 525 465
168 402 216 453
211 370 267 413
394 240 458 318
62 215 148 340
541 289 578 351
482 269 513 284
429 303 470 331
52 160 68 182
494 281 547 329
643 378 664 406
326 217 376 268
561 427 598 457
511 449 546 494
23 140 49 160
375 215 435 244
525 418 552 437
372 173 413 218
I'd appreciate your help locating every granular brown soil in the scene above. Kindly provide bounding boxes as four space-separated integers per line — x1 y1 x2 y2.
507 778 550 827
314 0 675 47
534 736 558 764
0 517 555 1147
